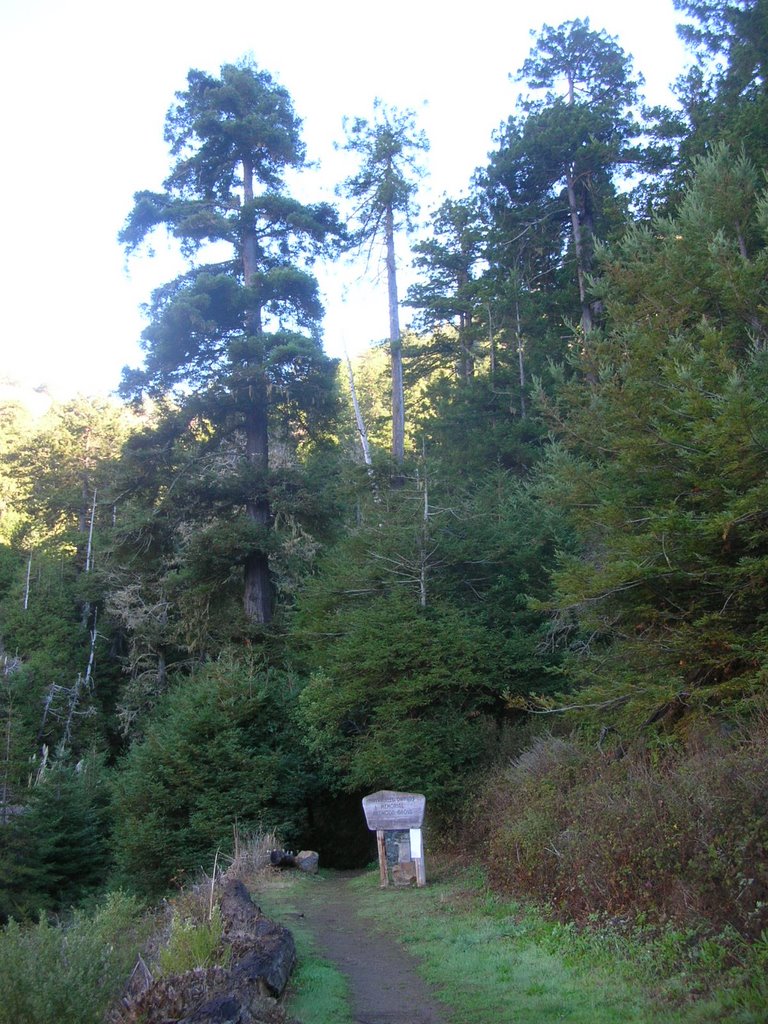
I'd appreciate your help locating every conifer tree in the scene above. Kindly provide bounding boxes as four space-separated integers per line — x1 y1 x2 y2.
120 61 343 624
483 19 644 345
673 0 768 171
533 147 768 726
406 196 485 383
339 102 428 469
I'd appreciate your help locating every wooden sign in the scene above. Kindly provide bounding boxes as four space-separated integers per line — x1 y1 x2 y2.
362 790 426 831
362 790 427 888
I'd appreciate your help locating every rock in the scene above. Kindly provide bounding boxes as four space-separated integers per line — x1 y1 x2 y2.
294 851 319 874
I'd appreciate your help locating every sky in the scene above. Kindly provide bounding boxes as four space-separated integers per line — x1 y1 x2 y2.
0 0 691 407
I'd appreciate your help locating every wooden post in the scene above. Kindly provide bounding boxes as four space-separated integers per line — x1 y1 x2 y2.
416 855 426 888
377 830 389 887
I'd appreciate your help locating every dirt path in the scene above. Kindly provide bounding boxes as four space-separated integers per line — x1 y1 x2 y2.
295 872 448 1024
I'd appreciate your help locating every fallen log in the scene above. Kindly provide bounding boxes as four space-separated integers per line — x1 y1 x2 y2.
269 850 319 874
178 990 296 1024
117 879 296 1024
269 850 296 869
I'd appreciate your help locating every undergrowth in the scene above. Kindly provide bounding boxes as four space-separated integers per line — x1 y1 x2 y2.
157 905 230 976
469 720 768 1018
0 891 148 1024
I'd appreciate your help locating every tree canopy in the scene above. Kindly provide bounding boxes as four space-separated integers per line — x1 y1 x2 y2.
120 60 344 624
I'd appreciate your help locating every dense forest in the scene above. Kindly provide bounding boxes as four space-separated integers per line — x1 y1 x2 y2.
1 0 768 1004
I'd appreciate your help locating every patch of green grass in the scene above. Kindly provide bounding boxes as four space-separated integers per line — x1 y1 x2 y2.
347 867 729 1024
253 879 353 1024
158 905 231 976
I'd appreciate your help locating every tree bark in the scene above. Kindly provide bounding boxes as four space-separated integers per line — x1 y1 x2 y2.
241 157 272 624
346 355 374 469
565 164 593 335
385 202 405 469
514 297 527 419
242 375 272 625
457 266 474 382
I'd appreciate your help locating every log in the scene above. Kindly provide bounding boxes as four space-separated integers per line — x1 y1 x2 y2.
220 880 296 997
178 991 297 1024
179 993 243 1023
220 879 263 936
269 849 319 873
121 880 296 1024
269 850 296 869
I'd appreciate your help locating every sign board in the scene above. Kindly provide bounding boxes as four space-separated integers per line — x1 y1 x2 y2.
362 790 426 831
363 791 427 888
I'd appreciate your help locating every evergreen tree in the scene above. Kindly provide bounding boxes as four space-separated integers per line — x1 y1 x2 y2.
339 102 428 469
533 147 768 727
112 658 311 897
0 401 32 545
482 19 645 353
120 60 343 625
671 0 768 179
0 759 112 921
406 196 486 384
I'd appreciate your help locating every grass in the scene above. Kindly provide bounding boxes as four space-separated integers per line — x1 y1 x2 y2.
253 875 354 1024
157 905 231 976
226 856 764 1024
346 862 742 1024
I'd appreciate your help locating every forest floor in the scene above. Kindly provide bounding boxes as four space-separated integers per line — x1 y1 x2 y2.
251 863 721 1024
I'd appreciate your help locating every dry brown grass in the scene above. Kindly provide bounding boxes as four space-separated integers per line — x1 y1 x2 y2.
470 721 768 939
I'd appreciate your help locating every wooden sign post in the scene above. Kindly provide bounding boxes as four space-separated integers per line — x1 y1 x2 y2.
362 790 426 888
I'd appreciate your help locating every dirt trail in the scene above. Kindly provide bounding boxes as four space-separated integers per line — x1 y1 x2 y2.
296 871 448 1024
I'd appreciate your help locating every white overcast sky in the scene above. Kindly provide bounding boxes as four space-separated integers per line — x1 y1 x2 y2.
0 0 690 404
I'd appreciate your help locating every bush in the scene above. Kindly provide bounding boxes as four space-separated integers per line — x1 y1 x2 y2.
112 658 312 898
0 891 146 1024
475 723 768 939
0 758 113 922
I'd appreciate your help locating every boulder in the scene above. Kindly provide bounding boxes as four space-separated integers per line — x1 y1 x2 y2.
294 851 319 875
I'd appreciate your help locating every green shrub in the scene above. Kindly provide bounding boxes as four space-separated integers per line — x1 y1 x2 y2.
0 891 146 1024
158 905 230 976
112 657 312 897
